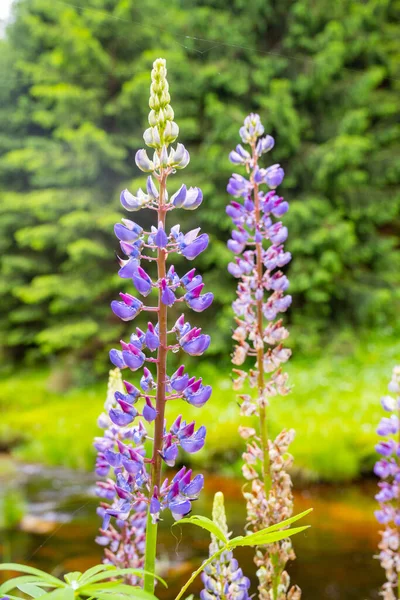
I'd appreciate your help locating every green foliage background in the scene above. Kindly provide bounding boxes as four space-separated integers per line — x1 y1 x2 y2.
0 0 399 375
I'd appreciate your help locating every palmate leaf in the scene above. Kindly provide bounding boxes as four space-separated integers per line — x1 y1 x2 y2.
172 515 228 544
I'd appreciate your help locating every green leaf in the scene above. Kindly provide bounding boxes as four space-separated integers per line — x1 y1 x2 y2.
0 575 58 594
230 525 310 548
45 588 74 600
64 572 82 585
18 583 48 598
78 565 115 585
0 564 62 586
255 509 313 535
83 584 151 595
173 515 228 544
79 568 166 588
86 590 158 600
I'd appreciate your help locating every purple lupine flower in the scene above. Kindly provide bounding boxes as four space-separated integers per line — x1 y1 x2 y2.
184 284 214 312
94 369 146 583
132 266 153 296
179 327 211 356
111 293 143 321
100 60 212 585
374 367 400 597
226 115 300 599
114 219 143 242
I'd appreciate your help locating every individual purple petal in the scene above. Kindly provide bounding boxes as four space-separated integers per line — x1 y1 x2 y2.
121 345 146 371
118 257 139 278
182 473 204 496
140 367 155 391
376 440 396 457
132 266 153 296
180 425 206 453
161 278 176 306
111 300 140 321
135 149 155 172
180 329 211 356
169 499 191 517
143 396 157 422
120 188 149 211
170 366 190 392
256 135 275 155
171 184 187 208
104 450 122 468
150 494 161 515
179 187 203 210
109 409 135 427
147 176 159 199
109 349 126 369
181 233 209 260
114 220 143 242
377 415 399 436
154 223 169 248
184 382 212 408
264 164 284 188
123 380 141 397
162 443 179 467
145 322 160 351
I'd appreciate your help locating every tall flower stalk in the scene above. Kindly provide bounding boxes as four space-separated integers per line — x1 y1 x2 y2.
375 366 400 600
226 114 299 599
101 59 212 593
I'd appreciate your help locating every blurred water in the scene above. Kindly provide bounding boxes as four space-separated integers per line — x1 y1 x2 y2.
0 460 383 599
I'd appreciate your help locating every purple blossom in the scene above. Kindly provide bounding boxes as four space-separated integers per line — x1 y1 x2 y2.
132 266 152 296
154 223 168 248
111 293 142 321
114 219 143 242
97 59 212 562
226 115 298 598
374 366 400 596
264 164 285 189
180 327 211 356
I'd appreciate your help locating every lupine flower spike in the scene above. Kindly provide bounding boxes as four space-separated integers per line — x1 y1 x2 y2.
227 114 300 599
375 366 400 600
94 368 146 583
104 59 212 593
201 492 251 600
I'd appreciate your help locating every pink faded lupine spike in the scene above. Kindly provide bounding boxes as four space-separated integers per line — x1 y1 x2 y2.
226 113 299 600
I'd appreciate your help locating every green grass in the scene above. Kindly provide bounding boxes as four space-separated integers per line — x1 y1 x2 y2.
1 331 399 481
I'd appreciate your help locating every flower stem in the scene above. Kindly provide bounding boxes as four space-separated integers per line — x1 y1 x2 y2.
143 511 158 591
174 549 224 600
252 145 271 498
144 171 168 593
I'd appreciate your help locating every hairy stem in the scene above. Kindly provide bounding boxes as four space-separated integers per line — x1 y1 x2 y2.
252 145 271 497
144 171 168 593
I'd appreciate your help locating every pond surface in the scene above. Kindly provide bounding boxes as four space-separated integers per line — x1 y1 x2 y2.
0 459 383 599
